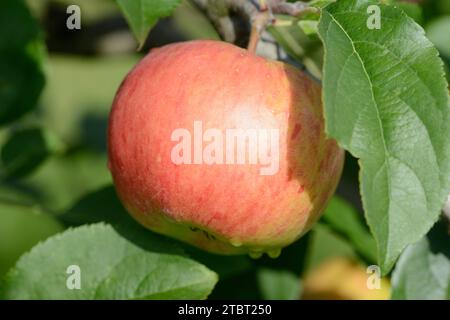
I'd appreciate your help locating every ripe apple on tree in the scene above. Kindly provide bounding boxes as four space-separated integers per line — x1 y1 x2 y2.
108 40 344 258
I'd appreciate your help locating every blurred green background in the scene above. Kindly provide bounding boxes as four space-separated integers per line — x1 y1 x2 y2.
0 0 449 299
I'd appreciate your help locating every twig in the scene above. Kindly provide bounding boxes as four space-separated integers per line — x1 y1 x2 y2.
190 0 317 51
272 1 319 16
247 11 270 53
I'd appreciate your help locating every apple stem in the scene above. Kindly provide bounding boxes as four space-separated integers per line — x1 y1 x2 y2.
247 11 271 53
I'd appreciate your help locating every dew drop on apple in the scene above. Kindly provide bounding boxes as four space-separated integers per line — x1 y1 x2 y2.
249 251 263 259
230 239 242 247
267 248 281 259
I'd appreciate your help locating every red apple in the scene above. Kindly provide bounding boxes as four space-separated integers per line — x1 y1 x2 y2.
108 40 344 257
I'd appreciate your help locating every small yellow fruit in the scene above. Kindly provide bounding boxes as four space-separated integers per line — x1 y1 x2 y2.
302 257 390 300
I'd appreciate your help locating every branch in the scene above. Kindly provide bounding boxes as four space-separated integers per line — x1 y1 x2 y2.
190 0 316 51
271 1 319 16
190 0 259 44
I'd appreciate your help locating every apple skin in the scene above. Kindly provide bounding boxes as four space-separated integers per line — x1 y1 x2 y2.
108 40 344 257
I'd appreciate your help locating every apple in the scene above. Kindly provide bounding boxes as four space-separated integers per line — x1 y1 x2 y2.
302 257 391 300
108 40 344 257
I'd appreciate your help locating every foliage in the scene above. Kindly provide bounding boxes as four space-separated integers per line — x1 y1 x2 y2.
0 0 449 300
318 0 450 274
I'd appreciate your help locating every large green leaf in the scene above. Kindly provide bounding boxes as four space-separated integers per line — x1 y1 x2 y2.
1 223 218 299
59 185 190 255
0 0 45 126
391 220 450 300
60 185 252 279
116 0 181 48
318 0 450 273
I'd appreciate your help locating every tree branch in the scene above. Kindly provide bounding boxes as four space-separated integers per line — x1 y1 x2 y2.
190 0 259 44
271 0 319 16
190 0 316 51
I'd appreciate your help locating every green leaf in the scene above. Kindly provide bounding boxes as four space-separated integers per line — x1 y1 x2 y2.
322 196 377 263
1 223 218 299
60 185 251 279
318 0 450 274
0 201 63 278
115 0 181 49
1 128 53 179
0 0 46 126
298 20 319 36
257 268 302 300
59 185 188 255
391 220 450 300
